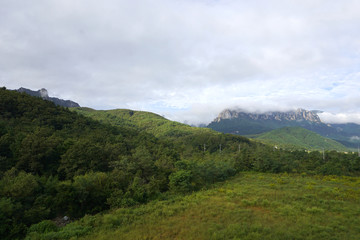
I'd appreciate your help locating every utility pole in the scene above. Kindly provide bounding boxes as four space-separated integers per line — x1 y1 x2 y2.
203 144 206 153
219 144 222 153
238 144 241 152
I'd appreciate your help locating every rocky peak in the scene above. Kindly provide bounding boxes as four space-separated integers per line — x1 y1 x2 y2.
214 108 322 123
39 88 49 98
214 109 236 122
16 87 80 108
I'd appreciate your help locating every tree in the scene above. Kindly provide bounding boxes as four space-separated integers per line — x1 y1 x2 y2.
169 170 193 193
59 140 109 179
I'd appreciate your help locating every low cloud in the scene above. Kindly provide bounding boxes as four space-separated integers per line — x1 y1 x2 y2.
318 112 360 124
1 0 360 124
350 136 360 141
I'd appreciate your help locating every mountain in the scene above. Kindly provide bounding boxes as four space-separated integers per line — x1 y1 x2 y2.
72 108 219 138
208 108 360 149
253 127 348 151
16 87 80 107
2 88 360 240
71 107 251 154
208 108 328 135
0 88 251 239
0 87 181 238
212 108 321 123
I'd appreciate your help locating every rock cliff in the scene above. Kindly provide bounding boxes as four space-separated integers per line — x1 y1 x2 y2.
17 87 80 108
213 108 321 123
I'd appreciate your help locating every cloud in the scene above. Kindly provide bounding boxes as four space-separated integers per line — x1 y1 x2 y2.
350 136 360 141
318 112 360 125
1 0 360 124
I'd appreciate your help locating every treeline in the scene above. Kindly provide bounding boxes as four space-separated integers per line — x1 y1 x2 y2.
1 88 360 239
0 88 176 239
0 88 246 239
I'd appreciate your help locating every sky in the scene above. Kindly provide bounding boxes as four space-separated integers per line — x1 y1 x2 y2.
1 0 360 124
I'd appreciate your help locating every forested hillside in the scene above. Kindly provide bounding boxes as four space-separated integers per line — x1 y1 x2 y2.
252 127 349 152
72 108 213 138
1 88 360 240
0 88 247 239
71 108 251 156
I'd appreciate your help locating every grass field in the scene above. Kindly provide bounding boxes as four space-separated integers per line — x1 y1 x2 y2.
29 172 360 240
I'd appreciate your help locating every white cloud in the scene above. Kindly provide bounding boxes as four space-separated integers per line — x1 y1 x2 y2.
1 0 360 124
318 112 360 124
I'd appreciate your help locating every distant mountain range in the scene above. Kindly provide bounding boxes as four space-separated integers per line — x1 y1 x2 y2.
11 87 360 150
212 108 322 123
16 87 80 108
208 108 360 149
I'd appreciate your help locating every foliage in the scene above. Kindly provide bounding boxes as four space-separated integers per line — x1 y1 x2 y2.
27 220 58 235
1 88 360 239
28 172 360 240
253 127 348 152
169 170 194 193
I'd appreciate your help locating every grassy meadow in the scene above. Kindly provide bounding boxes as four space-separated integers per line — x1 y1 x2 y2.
28 172 360 240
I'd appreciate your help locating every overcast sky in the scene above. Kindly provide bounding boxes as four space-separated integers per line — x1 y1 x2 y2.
1 0 360 124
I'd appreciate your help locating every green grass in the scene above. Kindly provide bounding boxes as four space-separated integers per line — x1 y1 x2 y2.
253 127 349 152
28 172 360 240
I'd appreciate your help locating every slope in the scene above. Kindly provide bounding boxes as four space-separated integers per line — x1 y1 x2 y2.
2 88 360 239
26 172 360 240
208 109 360 149
208 118 274 135
0 88 252 239
253 127 349 151
73 108 217 137
0 88 183 239
72 107 251 154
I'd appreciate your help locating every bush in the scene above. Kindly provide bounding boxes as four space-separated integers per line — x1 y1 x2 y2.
169 170 193 193
27 220 58 234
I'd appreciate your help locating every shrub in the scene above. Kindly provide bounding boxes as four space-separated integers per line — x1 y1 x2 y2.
27 220 58 234
169 170 193 193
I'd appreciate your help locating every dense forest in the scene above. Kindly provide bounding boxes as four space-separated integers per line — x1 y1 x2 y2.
1 88 360 239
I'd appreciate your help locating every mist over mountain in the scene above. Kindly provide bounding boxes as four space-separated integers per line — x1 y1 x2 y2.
208 108 360 149
213 108 322 123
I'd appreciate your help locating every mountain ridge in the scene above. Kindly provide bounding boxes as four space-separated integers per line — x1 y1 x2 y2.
208 108 360 149
214 108 322 123
16 87 80 108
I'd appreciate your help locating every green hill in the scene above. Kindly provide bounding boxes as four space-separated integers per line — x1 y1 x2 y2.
253 127 349 151
2 88 360 240
72 107 216 138
71 107 251 155
0 88 248 239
